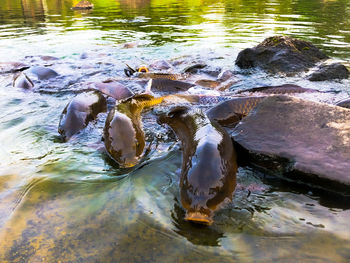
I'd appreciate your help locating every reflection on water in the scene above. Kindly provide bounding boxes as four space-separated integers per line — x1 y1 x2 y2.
0 0 350 262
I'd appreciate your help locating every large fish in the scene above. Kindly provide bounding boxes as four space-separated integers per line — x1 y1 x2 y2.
58 91 107 141
158 106 237 224
104 94 163 168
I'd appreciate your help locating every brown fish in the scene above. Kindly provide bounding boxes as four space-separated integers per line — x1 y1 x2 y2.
158 106 237 224
58 91 107 141
89 81 134 100
104 94 164 168
237 84 316 94
206 97 265 127
146 78 195 94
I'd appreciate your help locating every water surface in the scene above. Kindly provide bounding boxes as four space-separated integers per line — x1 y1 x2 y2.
0 0 350 262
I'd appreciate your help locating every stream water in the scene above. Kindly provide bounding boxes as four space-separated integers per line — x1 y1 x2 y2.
0 0 350 262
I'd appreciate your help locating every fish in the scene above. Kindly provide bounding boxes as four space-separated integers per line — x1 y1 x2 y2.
58 91 107 141
206 96 265 127
104 94 164 168
158 106 237 224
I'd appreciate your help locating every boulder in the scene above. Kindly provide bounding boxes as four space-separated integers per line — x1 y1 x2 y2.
307 62 349 81
235 36 328 74
231 95 350 195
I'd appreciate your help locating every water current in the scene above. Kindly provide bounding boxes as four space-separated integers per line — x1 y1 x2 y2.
0 0 350 262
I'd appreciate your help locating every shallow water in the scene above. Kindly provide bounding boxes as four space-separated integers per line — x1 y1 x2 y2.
0 0 350 262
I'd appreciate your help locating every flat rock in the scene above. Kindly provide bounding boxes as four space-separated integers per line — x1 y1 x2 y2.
307 62 349 81
235 36 329 75
231 95 350 195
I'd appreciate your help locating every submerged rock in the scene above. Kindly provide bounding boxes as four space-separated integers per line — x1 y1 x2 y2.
231 95 350 195
235 36 328 74
307 62 349 81
58 91 107 141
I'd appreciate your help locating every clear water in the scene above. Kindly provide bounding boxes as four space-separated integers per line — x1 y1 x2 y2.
0 0 350 262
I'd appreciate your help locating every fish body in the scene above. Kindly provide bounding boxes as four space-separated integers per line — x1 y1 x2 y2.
158 107 237 224
207 96 265 127
58 91 107 141
104 94 163 168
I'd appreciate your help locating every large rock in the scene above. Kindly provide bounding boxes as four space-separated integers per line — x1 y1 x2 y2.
235 36 328 74
307 62 349 81
231 95 350 195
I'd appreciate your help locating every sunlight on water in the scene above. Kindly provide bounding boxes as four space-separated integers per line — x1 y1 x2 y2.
0 0 350 262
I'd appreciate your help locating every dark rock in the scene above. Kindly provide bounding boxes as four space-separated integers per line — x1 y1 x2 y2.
237 84 317 94
235 36 329 74
336 99 350 109
307 63 349 81
231 95 350 195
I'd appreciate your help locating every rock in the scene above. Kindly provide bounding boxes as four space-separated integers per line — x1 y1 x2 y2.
72 0 93 10
235 36 329 74
231 95 350 195
307 62 349 81
336 99 350 109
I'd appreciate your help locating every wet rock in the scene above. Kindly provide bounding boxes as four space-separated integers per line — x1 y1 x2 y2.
72 0 93 10
336 99 350 109
231 95 350 195
0 62 29 74
58 91 107 141
235 36 329 74
237 84 317 94
13 73 34 89
307 62 349 81
27 66 59 80
89 81 134 100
